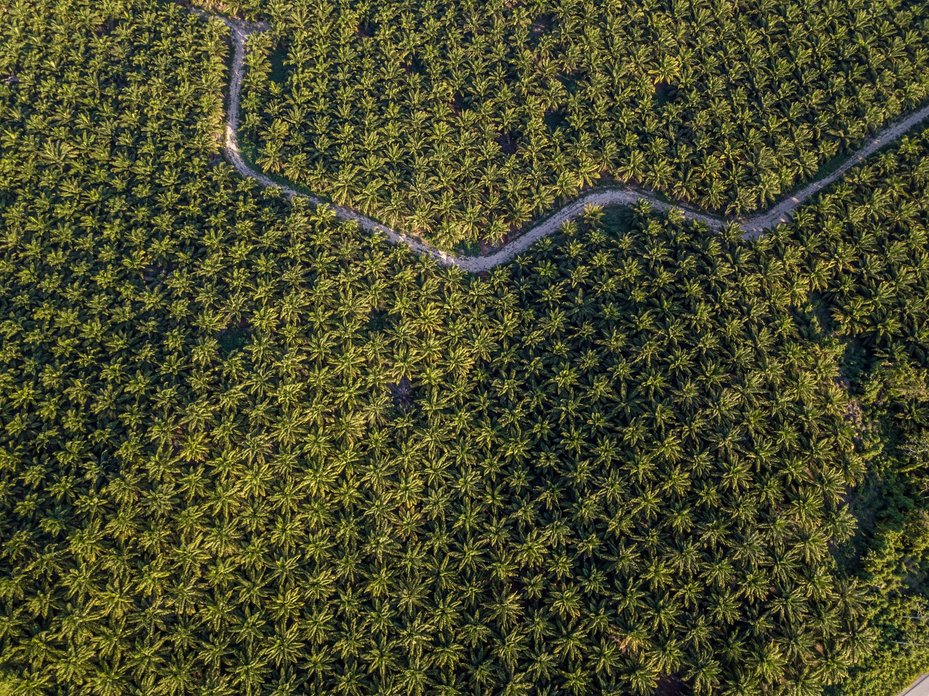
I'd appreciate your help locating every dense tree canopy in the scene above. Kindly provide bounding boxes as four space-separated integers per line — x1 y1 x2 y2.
0 0 927 694
227 0 929 247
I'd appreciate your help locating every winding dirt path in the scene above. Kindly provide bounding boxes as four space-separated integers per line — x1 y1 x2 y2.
201 11 929 273
900 674 929 696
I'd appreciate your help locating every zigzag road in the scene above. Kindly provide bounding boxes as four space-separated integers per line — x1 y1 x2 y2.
197 10 929 273
195 14 929 692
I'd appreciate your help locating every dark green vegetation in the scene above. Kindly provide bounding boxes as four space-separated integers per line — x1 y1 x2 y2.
229 0 929 247
0 0 928 694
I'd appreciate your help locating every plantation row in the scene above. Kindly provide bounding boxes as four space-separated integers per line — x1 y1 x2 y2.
0 0 927 694
212 0 929 247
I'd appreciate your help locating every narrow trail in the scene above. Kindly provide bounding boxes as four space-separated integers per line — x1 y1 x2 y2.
200 11 929 273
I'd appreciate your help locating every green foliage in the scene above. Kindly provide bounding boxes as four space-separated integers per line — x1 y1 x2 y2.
0 0 928 693
846 514 929 696
762 121 929 693
235 0 929 246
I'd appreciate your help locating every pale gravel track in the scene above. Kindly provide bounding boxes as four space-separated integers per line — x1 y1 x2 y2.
901 674 929 696
198 11 929 273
